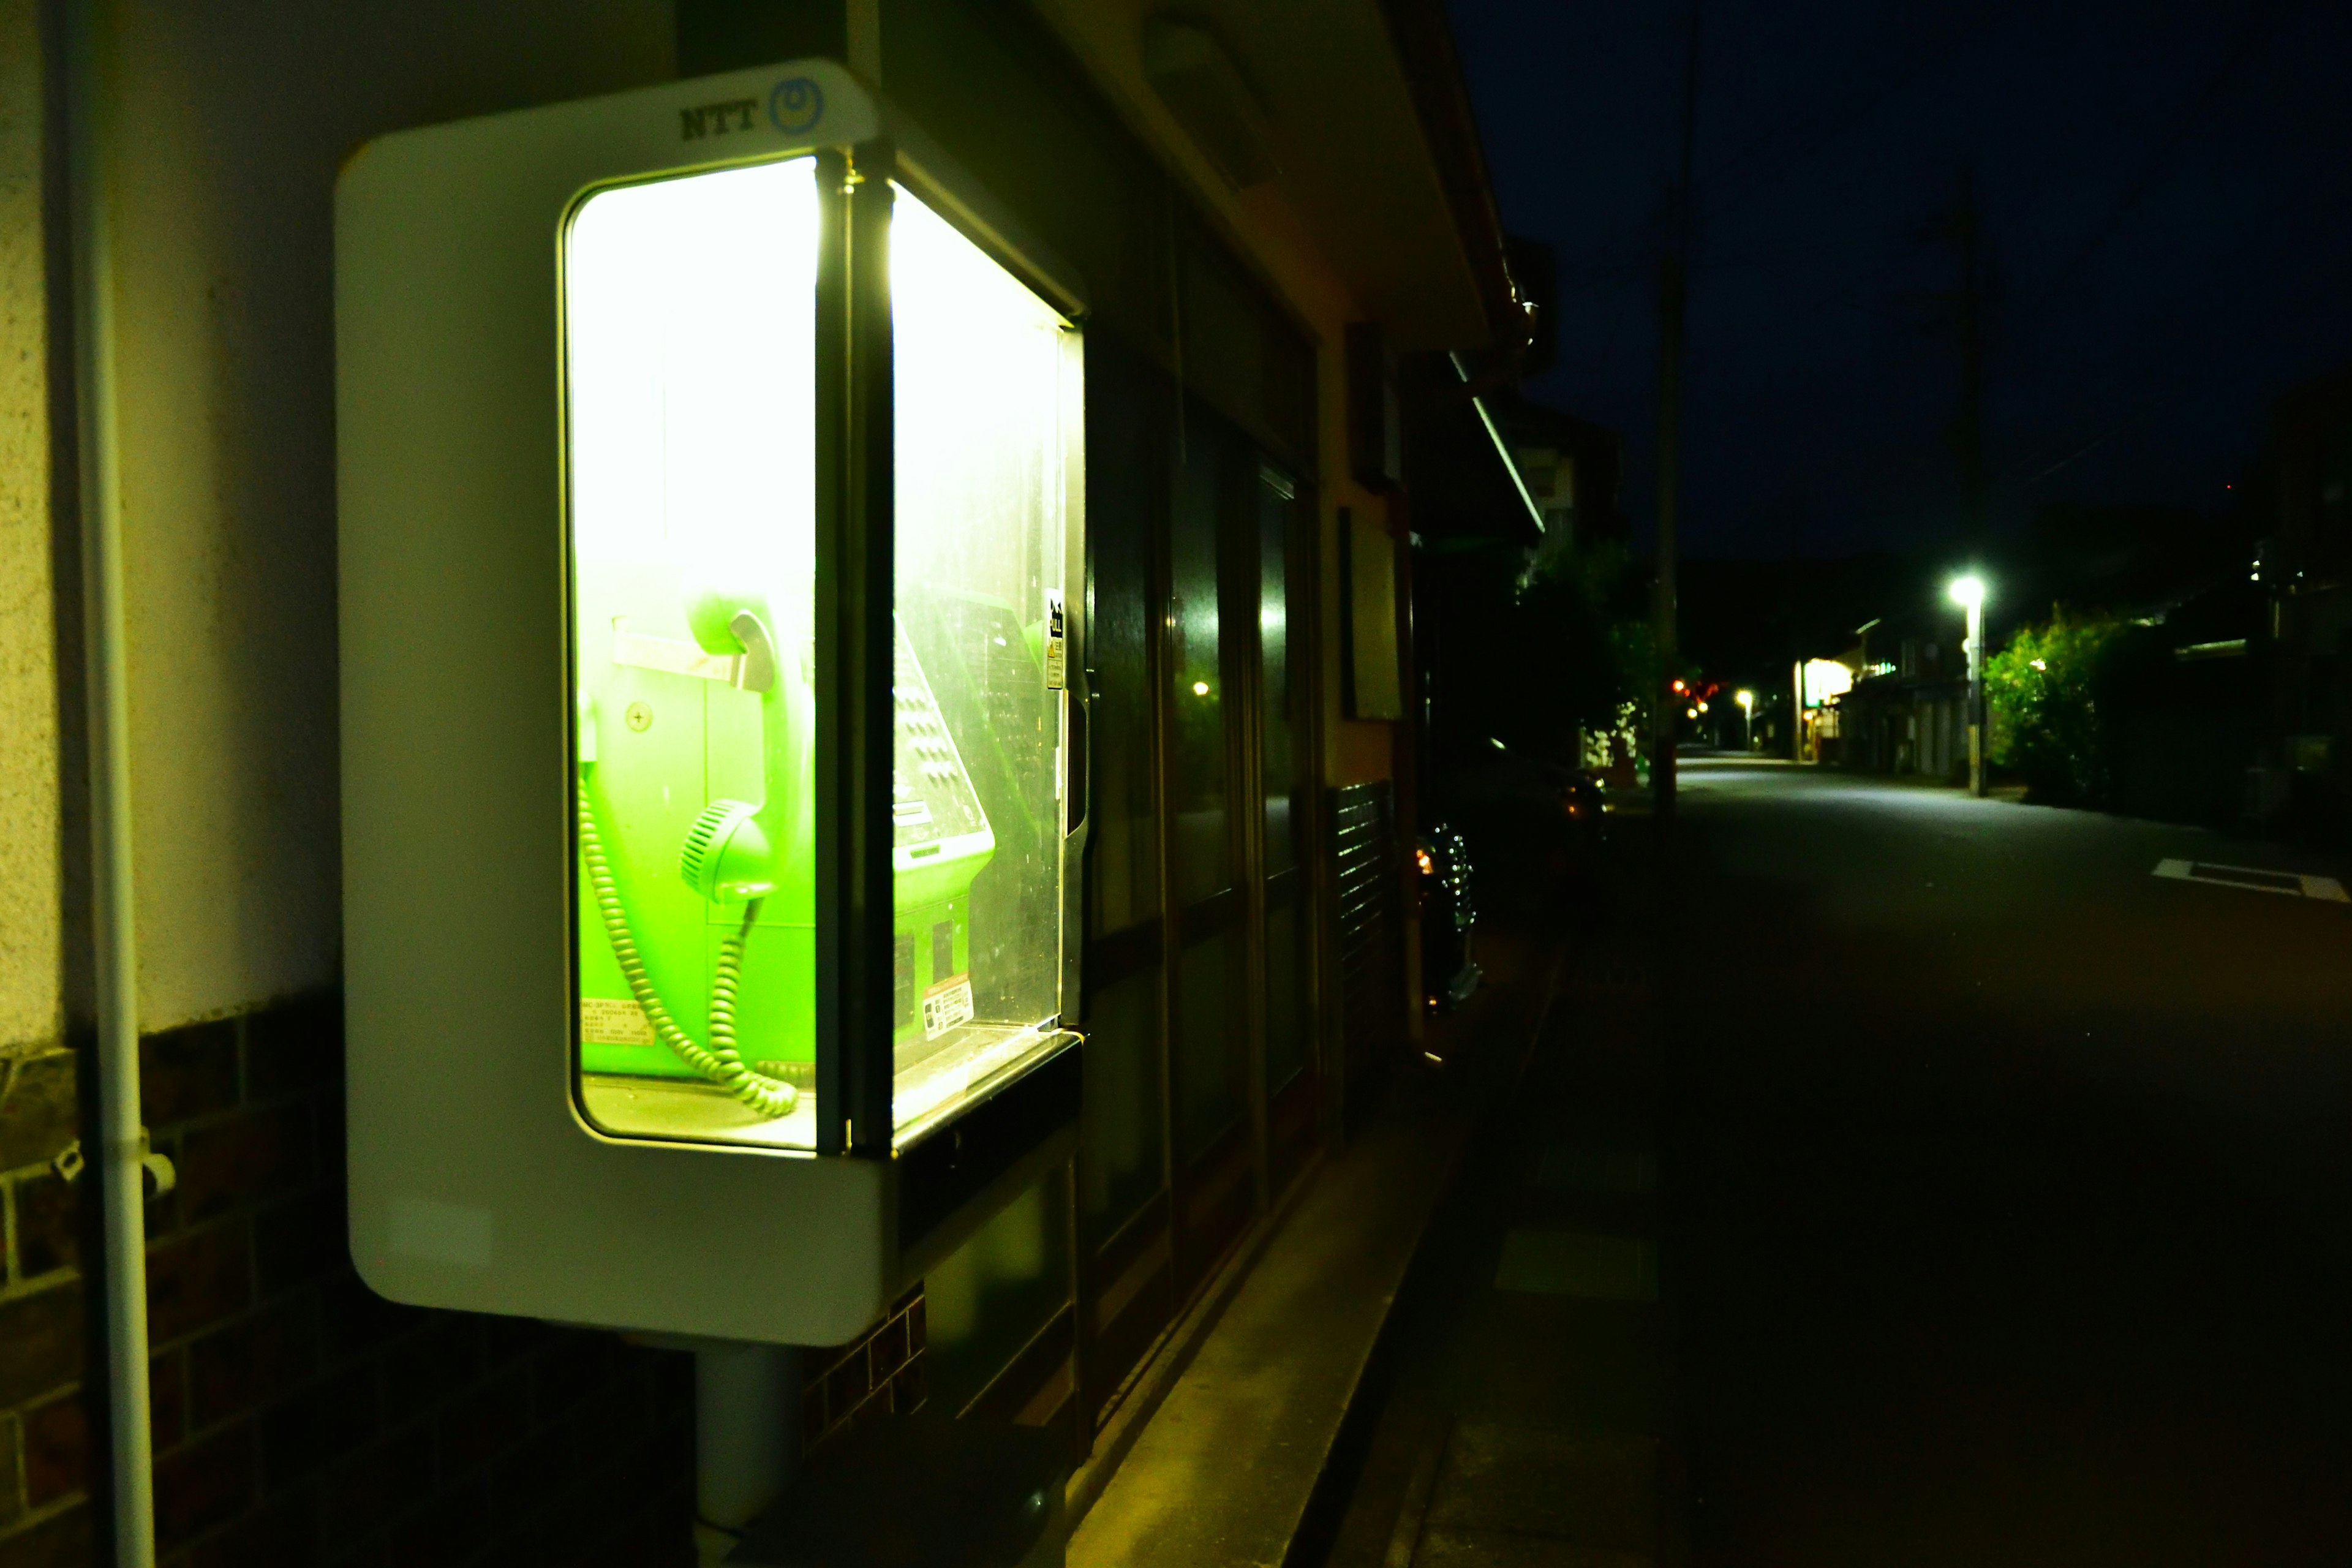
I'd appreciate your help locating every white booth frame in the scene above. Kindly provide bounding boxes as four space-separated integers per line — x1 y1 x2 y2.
337 60 1088 1345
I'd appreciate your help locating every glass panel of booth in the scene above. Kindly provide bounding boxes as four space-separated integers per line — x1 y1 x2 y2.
564 157 824 1152
559 159 1074 1155
886 185 1076 1147
1167 424 1248 1169
1257 467 1312 1099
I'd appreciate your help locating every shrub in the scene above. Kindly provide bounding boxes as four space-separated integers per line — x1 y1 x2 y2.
1985 611 2148 805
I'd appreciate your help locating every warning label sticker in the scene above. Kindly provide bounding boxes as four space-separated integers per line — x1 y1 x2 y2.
581 997 657 1047
1044 590 1067 690
921 975 975 1041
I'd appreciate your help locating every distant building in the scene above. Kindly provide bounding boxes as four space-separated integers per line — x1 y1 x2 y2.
1833 619 1970 781
1990 500 2266 824
1402 369 1624 774
2258 366 2352 834
1488 391 1627 569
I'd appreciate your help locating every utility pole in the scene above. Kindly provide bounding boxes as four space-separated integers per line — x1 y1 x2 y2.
1966 590 1986 796
1653 0 1702 819
1951 165 1988 560
1947 169 1990 792
1948 575 1987 796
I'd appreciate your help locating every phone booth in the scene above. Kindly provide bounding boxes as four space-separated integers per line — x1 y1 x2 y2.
337 61 1087 1344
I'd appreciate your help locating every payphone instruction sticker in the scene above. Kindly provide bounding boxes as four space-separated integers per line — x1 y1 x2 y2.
1043 590 1066 690
921 974 975 1040
581 997 657 1047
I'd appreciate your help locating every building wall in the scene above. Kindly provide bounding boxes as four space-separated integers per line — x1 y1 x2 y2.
997 0 1406 791
107 0 675 1031
1 7 710 1566
2269 377 2352 834
879 0 1436 1425
0 0 64 1057
2 1000 698 1568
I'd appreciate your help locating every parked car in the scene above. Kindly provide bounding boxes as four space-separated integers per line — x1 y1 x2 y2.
1558 771 1610 843
1415 823 1480 1011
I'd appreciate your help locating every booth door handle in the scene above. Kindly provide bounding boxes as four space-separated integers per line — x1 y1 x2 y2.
1066 684 1091 840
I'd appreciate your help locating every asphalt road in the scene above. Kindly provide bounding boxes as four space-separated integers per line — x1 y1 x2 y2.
1324 756 2352 1567
1669 758 2352 1564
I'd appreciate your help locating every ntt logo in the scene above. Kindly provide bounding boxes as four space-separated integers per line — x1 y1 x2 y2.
769 77 824 135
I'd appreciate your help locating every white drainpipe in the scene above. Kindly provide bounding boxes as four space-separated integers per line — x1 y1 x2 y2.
63 2 156 1564
694 1343 799 1564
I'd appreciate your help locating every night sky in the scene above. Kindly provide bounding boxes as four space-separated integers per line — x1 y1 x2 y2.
1450 0 2352 560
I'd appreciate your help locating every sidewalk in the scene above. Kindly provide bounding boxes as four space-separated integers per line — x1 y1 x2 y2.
1323 833 1681 1567
1065 918 1571 1568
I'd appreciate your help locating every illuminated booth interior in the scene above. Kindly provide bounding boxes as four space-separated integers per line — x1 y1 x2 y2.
568 156 1074 1152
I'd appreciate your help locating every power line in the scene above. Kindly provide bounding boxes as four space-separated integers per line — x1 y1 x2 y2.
2014 181 2352 491
1709 0 2027 185
1547 3 2026 296
2027 0 2296 313
2014 160 2350 451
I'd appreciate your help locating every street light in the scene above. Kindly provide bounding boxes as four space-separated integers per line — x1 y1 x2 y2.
1947 574 1988 797
1735 689 1754 752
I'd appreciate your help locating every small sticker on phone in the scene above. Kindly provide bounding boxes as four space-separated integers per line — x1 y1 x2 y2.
581 997 656 1046
921 974 974 1040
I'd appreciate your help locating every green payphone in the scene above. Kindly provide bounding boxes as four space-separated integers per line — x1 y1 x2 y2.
572 595 1001 1126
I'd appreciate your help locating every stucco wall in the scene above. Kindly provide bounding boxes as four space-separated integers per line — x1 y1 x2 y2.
105 0 676 1028
0 0 62 1054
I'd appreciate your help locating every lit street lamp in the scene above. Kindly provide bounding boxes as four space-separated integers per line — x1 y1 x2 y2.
1948 574 1987 797
1735 688 1754 752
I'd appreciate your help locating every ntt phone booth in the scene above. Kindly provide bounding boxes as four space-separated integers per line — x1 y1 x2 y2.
337 61 1088 1346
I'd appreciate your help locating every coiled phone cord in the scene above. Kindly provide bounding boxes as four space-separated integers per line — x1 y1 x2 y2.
576 780 799 1119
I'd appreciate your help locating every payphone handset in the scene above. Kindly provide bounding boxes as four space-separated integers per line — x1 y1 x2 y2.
574 571 815 1120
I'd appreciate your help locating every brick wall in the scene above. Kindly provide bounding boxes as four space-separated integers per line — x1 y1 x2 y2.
0 1000 696 1568
799 1289 927 1458
0 991 1083 1568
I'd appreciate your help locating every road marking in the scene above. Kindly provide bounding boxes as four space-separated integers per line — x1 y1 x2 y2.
2153 858 2350 902
1529 1145 1656 1196
1494 1231 1657 1300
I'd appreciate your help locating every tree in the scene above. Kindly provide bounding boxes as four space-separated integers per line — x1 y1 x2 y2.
1985 610 2150 805
1423 534 1651 769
